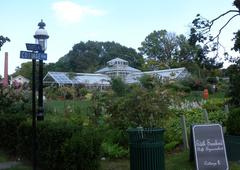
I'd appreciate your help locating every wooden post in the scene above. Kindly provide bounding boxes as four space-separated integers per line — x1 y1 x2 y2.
203 109 209 123
224 104 229 114
181 115 189 150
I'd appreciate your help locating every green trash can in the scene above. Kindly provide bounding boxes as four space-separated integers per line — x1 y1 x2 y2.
127 128 165 170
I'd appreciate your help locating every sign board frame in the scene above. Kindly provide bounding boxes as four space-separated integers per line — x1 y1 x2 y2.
192 124 229 170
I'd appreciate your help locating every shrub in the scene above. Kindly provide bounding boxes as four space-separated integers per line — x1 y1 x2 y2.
165 82 191 93
208 110 227 126
226 107 240 136
0 87 31 114
61 127 103 170
164 109 205 149
0 113 27 154
78 88 88 98
101 142 128 159
203 98 225 112
99 127 129 158
164 141 179 152
18 120 81 170
207 77 218 84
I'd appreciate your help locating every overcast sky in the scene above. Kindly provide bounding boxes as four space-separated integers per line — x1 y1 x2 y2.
0 0 239 76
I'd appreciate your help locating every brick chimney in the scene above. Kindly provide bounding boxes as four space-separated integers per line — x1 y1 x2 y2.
3 52 8 87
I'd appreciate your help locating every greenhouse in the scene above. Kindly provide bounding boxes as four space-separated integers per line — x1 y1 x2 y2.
43 58 189 88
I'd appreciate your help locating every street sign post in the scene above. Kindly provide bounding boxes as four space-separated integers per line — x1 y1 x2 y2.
20 51 47 60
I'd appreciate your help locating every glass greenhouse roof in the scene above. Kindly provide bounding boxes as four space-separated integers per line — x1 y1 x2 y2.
43 72 111 86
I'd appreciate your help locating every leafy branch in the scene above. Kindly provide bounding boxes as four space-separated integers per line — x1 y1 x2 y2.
0 36 10 51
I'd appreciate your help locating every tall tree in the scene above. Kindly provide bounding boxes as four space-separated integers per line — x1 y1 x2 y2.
14 62 33 80
54 41 144 73
138 30 178 67
189 0 240 106
189 1 240 58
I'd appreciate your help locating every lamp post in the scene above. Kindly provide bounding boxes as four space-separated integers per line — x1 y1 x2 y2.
34 20 49 121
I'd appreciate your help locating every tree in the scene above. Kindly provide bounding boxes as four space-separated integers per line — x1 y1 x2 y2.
14 62 33 80
189 1 240 58
53 41 144 73
0 36 10 51
189 0 240 106
139 30 178 67
226 63 240 105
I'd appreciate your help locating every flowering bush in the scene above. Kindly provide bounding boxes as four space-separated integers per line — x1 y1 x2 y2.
0 86 31 114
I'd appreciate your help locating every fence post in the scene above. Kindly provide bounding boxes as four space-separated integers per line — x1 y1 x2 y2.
181 115 189 150
203 109 209 123
224 104 229 116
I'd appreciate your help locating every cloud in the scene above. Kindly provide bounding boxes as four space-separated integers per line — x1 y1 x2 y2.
52 1 106 23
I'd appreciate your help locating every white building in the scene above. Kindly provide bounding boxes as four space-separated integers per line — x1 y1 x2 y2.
43 58 189 88
96 58 141 79
11 75 30 86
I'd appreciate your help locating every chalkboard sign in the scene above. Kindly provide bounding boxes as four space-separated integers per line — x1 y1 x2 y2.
192 124 229 170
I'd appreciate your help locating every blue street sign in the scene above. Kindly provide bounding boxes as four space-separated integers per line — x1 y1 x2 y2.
20 51 47 60
36 52 47 60
26 43 42 51
20 51 32 59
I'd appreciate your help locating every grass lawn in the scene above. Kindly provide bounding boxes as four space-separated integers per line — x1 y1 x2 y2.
1 150 240 170
45 99 91 115
101 151 240 170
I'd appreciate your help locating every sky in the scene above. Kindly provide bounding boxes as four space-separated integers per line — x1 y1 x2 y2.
0 0 239 76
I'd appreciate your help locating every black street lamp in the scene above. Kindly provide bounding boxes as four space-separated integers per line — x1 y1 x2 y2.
34 20 49 121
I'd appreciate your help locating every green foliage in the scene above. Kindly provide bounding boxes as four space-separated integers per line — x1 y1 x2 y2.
163 116 182 144
232 30 240 53
0 113 27 154
18 120 81 170
138 30 178 65
45 86 88 100
78 87 88 98
99 126 129 158
180 77 207 91
0 86 31 114
52 41 144 73
208 110 227 125
164 82 191 93
164 141 179 152
62 127 103 170
139 74 161 89
111 77 128 96
58 86 76 99
14 62 32 81
90 91 108 118
45 99 91 118
226 64 240 106
164 109 205 145
44 86 59 99
202 98 225 112
207 77 218 84
106 85 171 129
101 142 128 159
0 35 10 50
226 107 240 135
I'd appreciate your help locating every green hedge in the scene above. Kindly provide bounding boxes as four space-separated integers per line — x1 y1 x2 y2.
0 113 27 154
62 127 103 170
17 120 102 170
226 107 240 136
0 113 103 170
